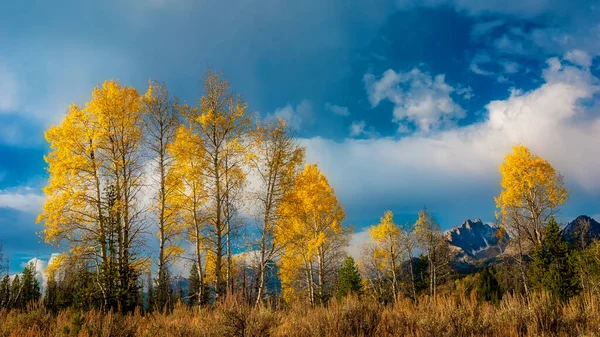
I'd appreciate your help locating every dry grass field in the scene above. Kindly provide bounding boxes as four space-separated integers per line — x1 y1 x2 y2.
1 291 599 337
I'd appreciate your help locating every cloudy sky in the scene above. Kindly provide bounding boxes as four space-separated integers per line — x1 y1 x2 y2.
1 0 599 273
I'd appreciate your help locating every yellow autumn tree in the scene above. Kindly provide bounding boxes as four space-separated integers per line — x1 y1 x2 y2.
195 70 251 298
248 117 305 305
165 71 251 300
496 144 568 248
89 80 145 310
495 144 568 295
38 103 104 255
275 164 351 304
167 116 209 303
369 210 401 300
38 80 145 310
142 80 183 309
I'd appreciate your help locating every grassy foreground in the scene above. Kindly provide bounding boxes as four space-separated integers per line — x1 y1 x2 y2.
1 292 599 337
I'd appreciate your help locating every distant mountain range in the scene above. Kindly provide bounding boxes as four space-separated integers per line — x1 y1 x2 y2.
446 215 600 273
445 219 507 260
562 215 600 247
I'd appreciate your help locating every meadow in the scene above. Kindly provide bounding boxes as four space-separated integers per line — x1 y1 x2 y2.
2 291 599 337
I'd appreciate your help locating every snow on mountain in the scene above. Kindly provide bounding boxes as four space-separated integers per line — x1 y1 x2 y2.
445 219 507 260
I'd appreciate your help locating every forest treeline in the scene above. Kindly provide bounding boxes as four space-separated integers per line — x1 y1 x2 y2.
2 71 600 336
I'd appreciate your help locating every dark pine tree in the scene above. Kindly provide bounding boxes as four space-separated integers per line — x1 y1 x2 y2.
156 267 172 312
0 274 10 309
414 254 429 295
336 256 363 299
20 262 41 307
188 262 200 307
44 276 58 312
477 266 502 303
10 274 21 309
146 272 156 312
532 216 581 302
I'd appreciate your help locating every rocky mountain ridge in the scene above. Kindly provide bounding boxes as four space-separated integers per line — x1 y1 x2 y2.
445 219 507 260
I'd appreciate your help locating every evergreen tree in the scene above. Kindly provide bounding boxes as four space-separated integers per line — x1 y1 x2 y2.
188 262 200 306
155 267 172 312
178 282 185 304
10 274 21 309
146 272 155 312
188 262 207 306
413 254 429 295
44 276 58 312
477 266 502 303
20 262 41 307
531 217 580 301
336 256 363 299
0 275 10 309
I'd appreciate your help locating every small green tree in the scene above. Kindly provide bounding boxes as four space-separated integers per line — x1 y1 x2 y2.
20 262 41 307
531 217 580 301
477 266 502 303
146 272 156 312
44 276 58 312
188 262 201 306
10 274 21 308
156 267 172 312
0 274 10 309
336 256 363 299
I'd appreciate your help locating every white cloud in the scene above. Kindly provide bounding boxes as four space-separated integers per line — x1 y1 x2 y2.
348 229 371 260
493 34 530 55
13 254 62 290
565 50 592 68
364 68 465 132
265 100 314 132
501 61 520 74
349 120 378 138
325 103 350 117
456 86 474 100
497 75 509 83
0 188 45 214
470 63 494 76
349 120 366 137
469 52 494 76
303 57 600 226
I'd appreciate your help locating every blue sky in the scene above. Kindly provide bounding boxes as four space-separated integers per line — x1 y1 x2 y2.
1 0 599 274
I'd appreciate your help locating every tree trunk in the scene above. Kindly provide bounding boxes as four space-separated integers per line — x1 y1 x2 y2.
317 247 325 304
390 248 398 301
408 250 417 301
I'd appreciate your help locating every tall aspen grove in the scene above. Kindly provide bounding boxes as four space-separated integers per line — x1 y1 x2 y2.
1 1 600 335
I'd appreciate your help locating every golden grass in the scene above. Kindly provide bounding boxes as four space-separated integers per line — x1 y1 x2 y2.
1 292 599 337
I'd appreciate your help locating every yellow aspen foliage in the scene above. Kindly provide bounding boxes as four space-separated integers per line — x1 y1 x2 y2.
38 104 103 247
167 119 210 294
248 117 305 304
45 252 68 279
369 210 402 299
38 80 145 310
275 164 351 304
181 70 252 298
495 144 568 247
204 250 226 284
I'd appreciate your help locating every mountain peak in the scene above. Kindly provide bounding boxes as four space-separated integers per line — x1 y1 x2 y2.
563 215 600 247
446 218 507 259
